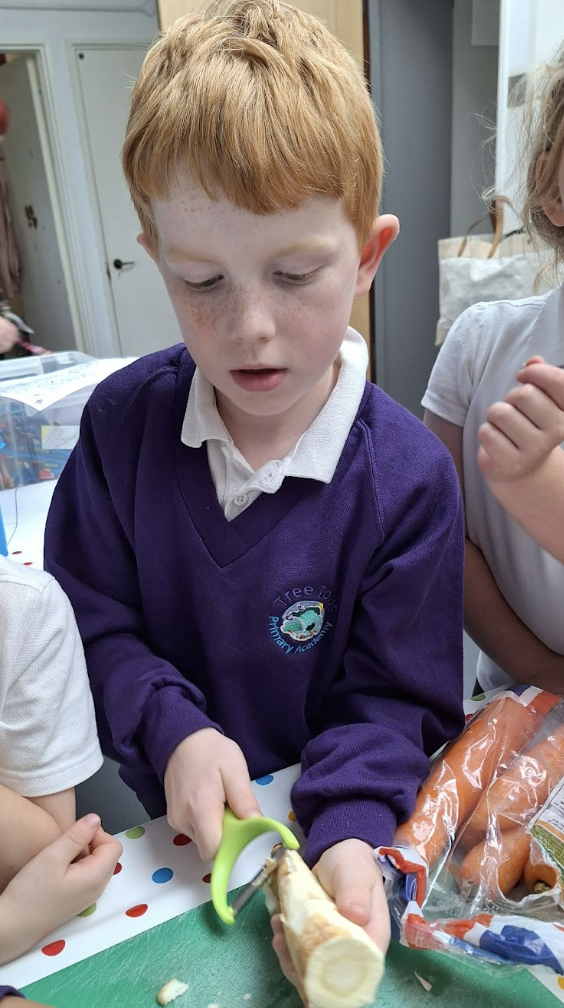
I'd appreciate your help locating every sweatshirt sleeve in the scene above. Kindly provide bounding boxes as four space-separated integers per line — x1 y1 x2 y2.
0 988 23 1000
292 431 465 866
44 389 222 794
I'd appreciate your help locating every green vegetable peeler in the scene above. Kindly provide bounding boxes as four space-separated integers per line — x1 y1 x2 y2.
211 807 300 924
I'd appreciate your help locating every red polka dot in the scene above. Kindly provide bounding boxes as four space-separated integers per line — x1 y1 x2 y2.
173 833 191 846
42 939 65 956
126 903 148 917
23 562 33 566
113 861 123 875
11 550 22 555
202 873 212 884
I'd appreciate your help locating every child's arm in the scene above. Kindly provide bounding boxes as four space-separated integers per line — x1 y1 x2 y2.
1 992 54 1007
3 1000 53 1007
44 389 260 857
0 814 121 966
481 450 564 563
289 431 465 875
478 358 564 564
27 788 75 834
0 784 62 892
426 409 564 691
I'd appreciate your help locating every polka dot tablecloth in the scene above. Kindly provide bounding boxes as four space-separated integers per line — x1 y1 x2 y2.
0 764 302 991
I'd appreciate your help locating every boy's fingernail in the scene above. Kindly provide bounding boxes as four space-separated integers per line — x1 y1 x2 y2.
82 813 101 828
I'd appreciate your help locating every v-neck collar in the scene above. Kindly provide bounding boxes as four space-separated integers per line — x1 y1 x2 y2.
172 355 318 567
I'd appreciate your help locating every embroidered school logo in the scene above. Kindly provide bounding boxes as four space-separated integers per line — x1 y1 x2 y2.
269 585 336 654
280 601 325 642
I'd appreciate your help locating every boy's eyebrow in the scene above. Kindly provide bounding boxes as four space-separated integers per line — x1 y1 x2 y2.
165 251 221 267
165 238 336 267
272 239 337 257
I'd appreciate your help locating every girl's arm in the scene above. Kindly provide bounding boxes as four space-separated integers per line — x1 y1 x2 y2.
483 448 564 564
3 999 54 1007
28 788 76 833
425 411 564 692
0 785 61 892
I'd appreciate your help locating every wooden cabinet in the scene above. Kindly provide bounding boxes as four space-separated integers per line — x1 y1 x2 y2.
156 0 371 361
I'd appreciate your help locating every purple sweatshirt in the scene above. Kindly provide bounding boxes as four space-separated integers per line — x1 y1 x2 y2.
44 346 464 864
0 990 22 1001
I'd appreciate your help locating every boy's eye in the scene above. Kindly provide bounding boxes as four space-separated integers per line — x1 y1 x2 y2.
184 276 223 291
275 269 319 285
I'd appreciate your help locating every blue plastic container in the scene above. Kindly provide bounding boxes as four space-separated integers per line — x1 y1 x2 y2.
0 505 8 556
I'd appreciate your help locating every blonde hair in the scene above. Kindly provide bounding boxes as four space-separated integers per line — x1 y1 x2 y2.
522 42 564 270
122 0 383 251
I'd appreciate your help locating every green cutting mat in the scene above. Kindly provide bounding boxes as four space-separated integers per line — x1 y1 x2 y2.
23 894 560 1008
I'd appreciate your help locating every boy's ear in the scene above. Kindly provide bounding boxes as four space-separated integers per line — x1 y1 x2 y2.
136 232 158 262
355 214 400 297
536 154 564 227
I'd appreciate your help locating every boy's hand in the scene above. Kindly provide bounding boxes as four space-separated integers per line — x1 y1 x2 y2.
271 839 390 1004
478 356 564 482
0 814 122 965
163 728 262 860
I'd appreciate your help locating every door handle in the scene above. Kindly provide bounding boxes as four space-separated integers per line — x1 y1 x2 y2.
112 258 135 270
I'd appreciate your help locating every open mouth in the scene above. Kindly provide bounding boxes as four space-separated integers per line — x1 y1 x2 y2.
230 367 287 392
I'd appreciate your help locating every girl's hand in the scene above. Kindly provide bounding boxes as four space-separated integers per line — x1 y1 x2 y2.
0 813 122 965
478 356 564 481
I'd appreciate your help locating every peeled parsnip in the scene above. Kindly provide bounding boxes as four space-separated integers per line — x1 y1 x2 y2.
274 850 384 1008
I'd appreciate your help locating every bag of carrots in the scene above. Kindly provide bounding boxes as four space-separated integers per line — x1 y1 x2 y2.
377 686 564 973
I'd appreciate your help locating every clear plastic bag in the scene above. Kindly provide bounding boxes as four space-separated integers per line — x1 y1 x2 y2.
377 687 564 973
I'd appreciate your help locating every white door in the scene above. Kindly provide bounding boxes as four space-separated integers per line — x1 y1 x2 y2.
75 47 180 358
0 55 77 352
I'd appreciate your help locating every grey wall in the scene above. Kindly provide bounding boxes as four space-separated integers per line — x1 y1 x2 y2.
451 0 498 236
368 0 454 418
367 0 498 418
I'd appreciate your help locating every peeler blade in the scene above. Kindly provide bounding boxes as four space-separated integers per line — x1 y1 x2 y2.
229 844 285 918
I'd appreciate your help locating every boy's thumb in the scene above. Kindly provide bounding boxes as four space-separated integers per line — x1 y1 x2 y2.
56 813 102 856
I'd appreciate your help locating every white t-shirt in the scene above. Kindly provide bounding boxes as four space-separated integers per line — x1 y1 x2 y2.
422 285 564 691
0 555 102 796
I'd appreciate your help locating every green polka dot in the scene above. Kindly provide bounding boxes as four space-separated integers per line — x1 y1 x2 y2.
78 903 97 917
125 826 146 839
473 692 486 702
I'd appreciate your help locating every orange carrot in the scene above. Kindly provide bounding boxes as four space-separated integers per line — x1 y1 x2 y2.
467 720 564 833
523 838 560 894
457 827 530 898
394 691 558 867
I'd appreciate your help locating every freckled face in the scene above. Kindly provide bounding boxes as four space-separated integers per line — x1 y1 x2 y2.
149 179 367 423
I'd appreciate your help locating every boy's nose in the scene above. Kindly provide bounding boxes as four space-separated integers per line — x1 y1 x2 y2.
228 289 276 344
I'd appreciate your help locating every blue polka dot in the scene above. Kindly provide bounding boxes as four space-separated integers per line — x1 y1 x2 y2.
152 867 173 884
255 774 274 785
